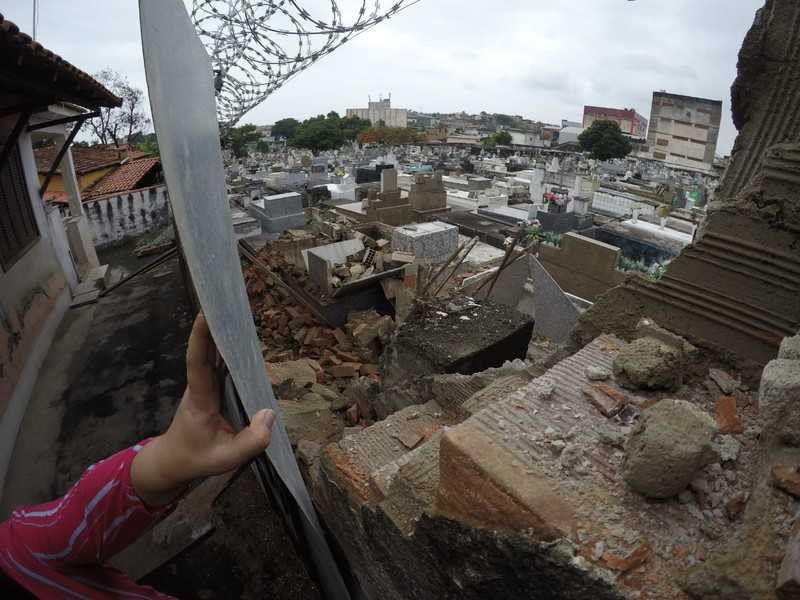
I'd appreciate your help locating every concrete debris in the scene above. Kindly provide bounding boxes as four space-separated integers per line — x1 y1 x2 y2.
634 317 698 362
779 334 800 360
709 368 740 395
759 359 800 447
613 337 683 391
714 435 741 463
585 365 611 381
623 399 718 498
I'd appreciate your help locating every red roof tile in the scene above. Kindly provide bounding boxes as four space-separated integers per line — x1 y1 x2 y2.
82 158 161 200
0 13 120 108
34 145 148 175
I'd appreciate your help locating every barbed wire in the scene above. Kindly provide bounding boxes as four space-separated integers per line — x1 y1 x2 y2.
191 0 421 126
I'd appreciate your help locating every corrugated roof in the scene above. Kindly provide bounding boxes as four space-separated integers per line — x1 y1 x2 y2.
34 145 147 175
82 157 161 199
0 13 121 108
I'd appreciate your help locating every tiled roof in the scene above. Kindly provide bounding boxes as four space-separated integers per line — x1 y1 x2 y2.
35 145 147 175
0 13 120 108
83 158 161 200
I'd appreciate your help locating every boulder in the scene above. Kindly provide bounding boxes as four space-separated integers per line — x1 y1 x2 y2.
779 335 800 360
613 337 683 390
623 399 718 498
759 359 800 446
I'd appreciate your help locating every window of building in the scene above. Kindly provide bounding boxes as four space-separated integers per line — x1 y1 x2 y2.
672 135 689 141
0 143 40 270
653 151 667 159
656 138 669 146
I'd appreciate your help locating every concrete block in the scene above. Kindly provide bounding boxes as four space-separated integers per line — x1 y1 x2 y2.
391 221 458 264
779 335 800 360
262 213 306 233
759 359 800 446
262 192 303 217
307 250 332 294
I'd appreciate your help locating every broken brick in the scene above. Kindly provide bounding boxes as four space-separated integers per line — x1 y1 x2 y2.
335 349 360 363
725 492 748 520
771 465 800 498
360 363 380 376
582 384 625 417
331 363 360 378
716 395 743 434
601 543 651 573
394 430 423 450
344 404 359 426
332 328 351 347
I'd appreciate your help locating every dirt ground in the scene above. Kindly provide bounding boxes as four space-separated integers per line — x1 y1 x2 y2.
1 241 320 599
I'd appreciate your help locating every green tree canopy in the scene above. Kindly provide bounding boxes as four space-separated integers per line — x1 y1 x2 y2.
272 117 300 140
289 114 346 153
482 130 512 148
340 115 371 141
578 120 632 161
222 123 261 158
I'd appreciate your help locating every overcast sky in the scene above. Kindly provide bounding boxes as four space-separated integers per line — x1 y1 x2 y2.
5 0 764 154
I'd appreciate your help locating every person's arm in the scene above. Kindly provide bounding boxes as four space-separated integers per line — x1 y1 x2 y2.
0 313 274 599
131 313 275 507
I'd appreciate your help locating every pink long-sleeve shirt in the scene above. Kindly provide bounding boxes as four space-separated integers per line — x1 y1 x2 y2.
0 441 177 599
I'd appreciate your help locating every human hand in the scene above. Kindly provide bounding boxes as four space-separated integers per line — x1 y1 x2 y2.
132 313 275 507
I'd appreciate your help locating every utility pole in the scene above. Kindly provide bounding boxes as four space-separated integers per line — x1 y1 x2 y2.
32 0 38 40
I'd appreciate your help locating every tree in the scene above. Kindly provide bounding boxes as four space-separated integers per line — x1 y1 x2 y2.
482 130 512 148
88 69 150 146
272 117 300 140
340 115 371 142
222 123 261 158
289 114 346 153
129 131 159 154
255 140 271 154
578 120 632 161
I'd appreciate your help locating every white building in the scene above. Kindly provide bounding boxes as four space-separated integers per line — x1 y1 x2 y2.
346 96 408 128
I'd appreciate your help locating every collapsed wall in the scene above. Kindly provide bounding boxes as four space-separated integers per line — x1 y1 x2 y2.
576 0 800 369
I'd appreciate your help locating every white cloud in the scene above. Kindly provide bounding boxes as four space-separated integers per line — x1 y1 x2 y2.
3 0 764 153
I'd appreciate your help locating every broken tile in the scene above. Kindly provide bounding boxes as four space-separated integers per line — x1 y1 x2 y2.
582 384 625 417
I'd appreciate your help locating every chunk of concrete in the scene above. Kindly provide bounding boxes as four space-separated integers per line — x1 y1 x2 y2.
779 335 800 361
623 399 718 498
759 359 800 446
634 317 698 361
613 337 683 390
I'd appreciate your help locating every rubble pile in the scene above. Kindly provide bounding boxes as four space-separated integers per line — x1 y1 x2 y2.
244 242 396 436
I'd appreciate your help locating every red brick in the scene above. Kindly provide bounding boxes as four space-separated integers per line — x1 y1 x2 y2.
344 404 359 425
601 543 651 573
331 364 360 378
771 465 800 498
716 395 743 434
582 384 624 417
335 349 359 363
436 423 574 540
360 363 380 376
332 328 351 347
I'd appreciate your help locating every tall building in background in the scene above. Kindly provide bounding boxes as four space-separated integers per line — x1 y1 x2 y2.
346 95 408 128
646 91 722 172
582 106 648 138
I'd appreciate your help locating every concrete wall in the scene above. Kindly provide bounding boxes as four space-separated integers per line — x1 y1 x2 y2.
0 116 73 497
538 232 625 301
82 184 171 248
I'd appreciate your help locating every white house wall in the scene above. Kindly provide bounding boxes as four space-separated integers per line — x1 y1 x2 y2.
82 185 172 248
